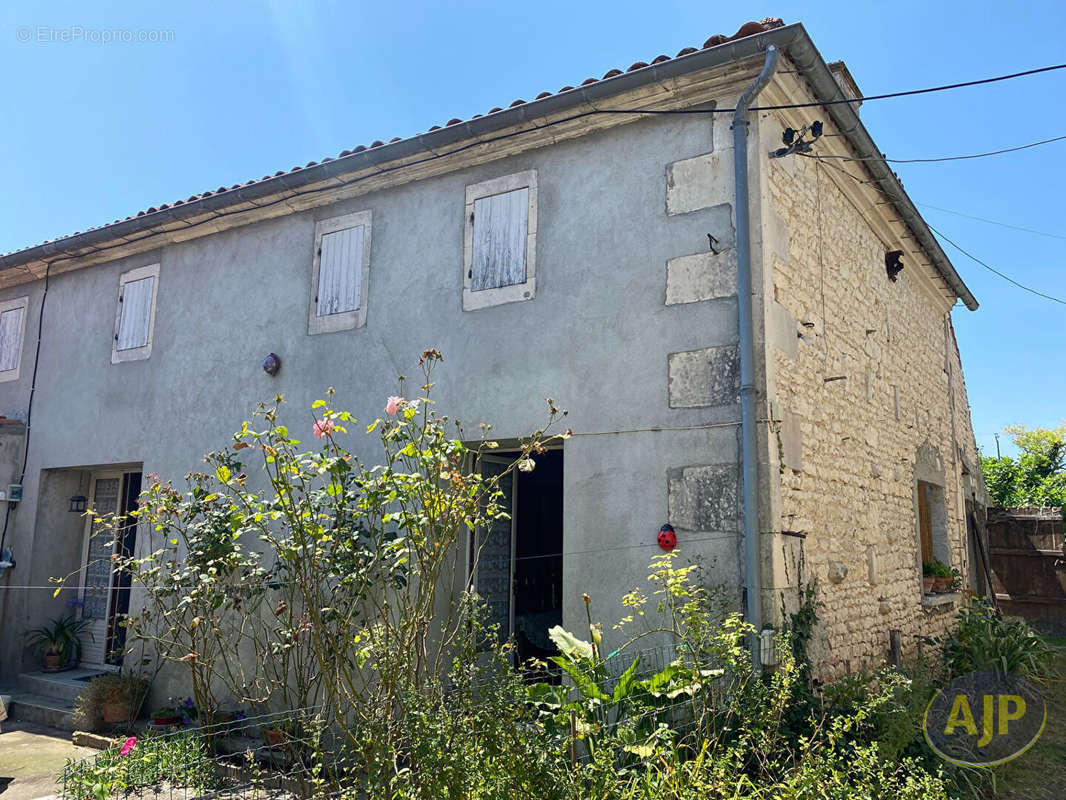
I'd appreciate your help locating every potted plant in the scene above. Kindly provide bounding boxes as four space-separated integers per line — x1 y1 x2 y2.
921 561 937 594
75 672 150 727
922 560 953 593
261 719 293 747
25 615 90 672
151 696 196 726
931 561 953 592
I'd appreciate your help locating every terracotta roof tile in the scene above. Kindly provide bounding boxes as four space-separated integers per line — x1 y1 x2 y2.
3 18 784 259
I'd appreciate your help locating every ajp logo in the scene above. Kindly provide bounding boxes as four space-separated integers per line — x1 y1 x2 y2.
924 670 1046 766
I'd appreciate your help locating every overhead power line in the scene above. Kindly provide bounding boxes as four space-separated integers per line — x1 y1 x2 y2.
916 203 1066 241
594 62 1066 114
801 153 1066 306
800 134 1066 164
10 62 1066 267
928 224 1066 306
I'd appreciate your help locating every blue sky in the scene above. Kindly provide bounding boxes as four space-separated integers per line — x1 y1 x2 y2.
2 1 1063 457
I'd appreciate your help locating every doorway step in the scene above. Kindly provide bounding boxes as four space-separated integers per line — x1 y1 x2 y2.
3 669 107 731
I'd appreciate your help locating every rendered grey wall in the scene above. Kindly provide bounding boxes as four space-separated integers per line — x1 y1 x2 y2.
0 111 742 677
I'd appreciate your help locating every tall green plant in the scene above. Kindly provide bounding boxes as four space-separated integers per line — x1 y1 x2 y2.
25 614 90 664
99 350 565 773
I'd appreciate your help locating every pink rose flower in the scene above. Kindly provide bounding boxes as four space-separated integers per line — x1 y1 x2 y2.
313 419 335 439
120 736 137 756
385 396 404 416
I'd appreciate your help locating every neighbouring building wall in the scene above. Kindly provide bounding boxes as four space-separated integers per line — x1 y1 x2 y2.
758 115 983 677
0 103 754 682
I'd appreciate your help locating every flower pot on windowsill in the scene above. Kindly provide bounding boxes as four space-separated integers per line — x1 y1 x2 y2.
922 577 935 594
262 727 288 747
932 577 953 593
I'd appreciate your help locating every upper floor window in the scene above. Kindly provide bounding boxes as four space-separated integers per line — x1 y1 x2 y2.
463 170 537 311
0 296 29 382
309 210 372 334
112 264 159 364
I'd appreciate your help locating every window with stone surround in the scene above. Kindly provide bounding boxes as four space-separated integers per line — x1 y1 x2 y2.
914 443 950 593
112 264 159 364
463 170 537 311
917 480 948 567
0 295 29 382
309 210 372 335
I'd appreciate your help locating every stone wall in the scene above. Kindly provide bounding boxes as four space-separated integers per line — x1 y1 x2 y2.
758 119 984 677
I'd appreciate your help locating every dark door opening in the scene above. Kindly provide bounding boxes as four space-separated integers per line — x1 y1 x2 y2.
106 471 141 664
472 449 563 667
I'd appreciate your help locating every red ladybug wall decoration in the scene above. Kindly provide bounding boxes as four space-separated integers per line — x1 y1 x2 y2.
657 524 677 551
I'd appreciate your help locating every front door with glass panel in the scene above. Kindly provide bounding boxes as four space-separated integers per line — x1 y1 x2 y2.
79 472 140 667
472 457 516 639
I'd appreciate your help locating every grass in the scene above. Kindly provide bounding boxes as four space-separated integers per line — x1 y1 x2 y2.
992 636 1066 799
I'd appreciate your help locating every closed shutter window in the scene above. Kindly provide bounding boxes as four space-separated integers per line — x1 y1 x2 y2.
112 264 159 363
0 306 25 372
308 210 372 335
463 171 537 311
317 224 363 316
117 276 155 350
471 188 528 292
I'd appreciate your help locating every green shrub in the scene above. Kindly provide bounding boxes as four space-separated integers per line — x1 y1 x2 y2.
63 730 220 800
941 597 1054 678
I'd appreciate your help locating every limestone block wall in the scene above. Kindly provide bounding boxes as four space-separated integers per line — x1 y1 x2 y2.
761 146 982 678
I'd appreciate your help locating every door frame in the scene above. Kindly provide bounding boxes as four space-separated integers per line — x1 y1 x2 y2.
470 454 518 638
77 471 126 668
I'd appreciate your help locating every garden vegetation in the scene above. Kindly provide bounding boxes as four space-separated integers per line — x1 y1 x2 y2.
62 352 1053 799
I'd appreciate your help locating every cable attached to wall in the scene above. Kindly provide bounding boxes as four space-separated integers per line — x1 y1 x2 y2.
0 261 52 565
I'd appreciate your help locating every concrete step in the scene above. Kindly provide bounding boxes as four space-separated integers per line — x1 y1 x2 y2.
17 669 108 704
6 692 76 732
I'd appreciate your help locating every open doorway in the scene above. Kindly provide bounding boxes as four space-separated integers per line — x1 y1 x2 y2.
471 449 563 667
79 470 141 667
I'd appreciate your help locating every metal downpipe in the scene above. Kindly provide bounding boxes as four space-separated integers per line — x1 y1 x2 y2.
733 45 779 668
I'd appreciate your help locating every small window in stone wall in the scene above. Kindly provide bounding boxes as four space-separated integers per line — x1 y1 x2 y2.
917 479 949 567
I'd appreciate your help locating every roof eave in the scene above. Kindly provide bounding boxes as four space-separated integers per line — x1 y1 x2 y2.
1 22 978 313
0 24 807 274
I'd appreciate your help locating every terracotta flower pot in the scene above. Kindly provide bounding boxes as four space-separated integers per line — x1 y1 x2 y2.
923 577 935 593
933 576 953 593
264 727 287 746
102 700 129 724
153 716 182 726
43 652 62 672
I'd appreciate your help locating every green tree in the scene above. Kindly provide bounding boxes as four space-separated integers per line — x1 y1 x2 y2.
981 423 1066 508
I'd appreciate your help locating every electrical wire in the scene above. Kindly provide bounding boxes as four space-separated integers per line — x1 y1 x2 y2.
0 531 743 590
916 202 1066 241
0 261 50 558
6 62 1066 269
800 153 1066 306
927 224 1066 306
798 133 1066 164
595 63 1066 114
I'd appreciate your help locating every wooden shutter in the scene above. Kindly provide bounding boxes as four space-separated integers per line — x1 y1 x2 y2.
117 276 155 350
0 307 24 371
317 225 363 316
918 482 934 563
471 188 528 292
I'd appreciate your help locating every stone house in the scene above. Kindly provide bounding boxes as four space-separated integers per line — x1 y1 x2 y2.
0 17 987 712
